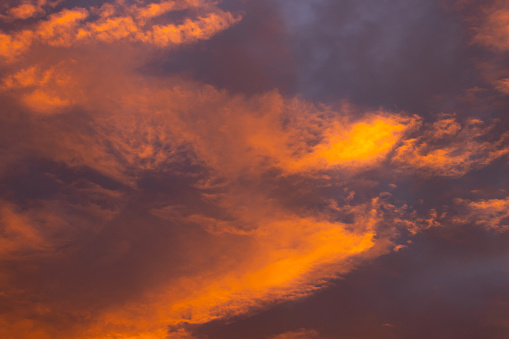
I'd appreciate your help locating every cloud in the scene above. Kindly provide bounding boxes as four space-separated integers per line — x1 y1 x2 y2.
472 0 509 52
392 116 509 177
0 20 401 337
461 0 509 99
0 0 241 61
0 0 61 21
285 113 417 174
0 202 49 257
1 1 509 338
454 197 509 232
7 3 43 20
0 20 413 336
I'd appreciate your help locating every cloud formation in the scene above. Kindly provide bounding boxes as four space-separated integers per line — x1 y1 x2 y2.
473 0 509 52
0 0 240 60
1 0 509 338
454 197 509 232
392 116 509 177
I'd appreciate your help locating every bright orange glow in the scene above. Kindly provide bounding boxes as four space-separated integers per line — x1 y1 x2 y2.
315 117 408 163
286 116 415 173
37 8 89 45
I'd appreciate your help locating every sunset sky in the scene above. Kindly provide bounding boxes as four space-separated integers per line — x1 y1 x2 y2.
1 0 509 338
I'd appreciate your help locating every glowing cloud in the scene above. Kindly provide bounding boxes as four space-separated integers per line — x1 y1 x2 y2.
287 114 417 173
83 201 382 338
0 0 60 21
0 0 241 61
1 1 509 339
392 117 509 177
0 44 404 338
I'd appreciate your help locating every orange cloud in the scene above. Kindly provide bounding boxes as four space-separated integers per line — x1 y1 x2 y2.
4 2 506 338
0 47 411 336
1 0 60 21
82 200 382 338
22 89 70 113
8 3 42 20
0 0 241 61
286 114 417 173
0 7 89 60
0 203 48 258
37 8 89 45
473 0 509 52
0 57 413 181
0 30 34 60
392 117 509 177
133 0 205 21
454 197 509 232
146 12 240 46
1 62 77 114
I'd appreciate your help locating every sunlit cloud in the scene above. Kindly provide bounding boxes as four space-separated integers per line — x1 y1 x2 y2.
0 0 61 21
454 197 509 232
0 0 240 61
392 117 509 177
0 2 403 335
1 0 509 338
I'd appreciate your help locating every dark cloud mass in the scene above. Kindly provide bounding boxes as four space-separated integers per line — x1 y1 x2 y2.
0 0 509 338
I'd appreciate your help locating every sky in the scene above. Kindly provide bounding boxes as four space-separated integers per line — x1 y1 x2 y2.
0 0 509 338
